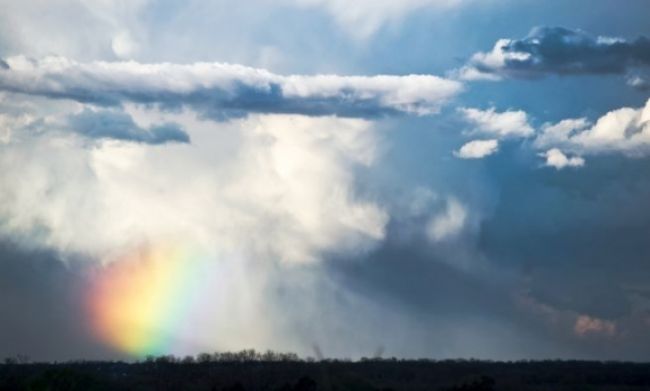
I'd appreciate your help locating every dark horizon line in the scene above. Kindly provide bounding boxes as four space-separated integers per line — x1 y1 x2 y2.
4 351 650 366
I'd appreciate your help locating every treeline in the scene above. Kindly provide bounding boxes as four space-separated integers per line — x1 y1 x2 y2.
9 349 648 365
2 353 650 391
142 350 302 365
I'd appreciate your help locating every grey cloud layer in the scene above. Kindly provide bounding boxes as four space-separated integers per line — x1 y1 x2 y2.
0 56 462 118
69 109 189 144
462 27 650 80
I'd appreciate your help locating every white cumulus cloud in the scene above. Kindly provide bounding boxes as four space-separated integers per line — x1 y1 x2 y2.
459 107 534 138
454 139 499 159
535 98 650 159
542 148 585 170
0 108 388 265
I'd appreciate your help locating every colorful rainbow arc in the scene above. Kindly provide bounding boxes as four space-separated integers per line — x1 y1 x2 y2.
86 244 209 356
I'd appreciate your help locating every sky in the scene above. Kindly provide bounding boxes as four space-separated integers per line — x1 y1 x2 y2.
0 0 650 362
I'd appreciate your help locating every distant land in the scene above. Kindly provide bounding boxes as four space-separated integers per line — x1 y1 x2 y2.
2 352 650 390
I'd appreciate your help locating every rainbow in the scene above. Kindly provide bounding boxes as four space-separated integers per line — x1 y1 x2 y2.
86 244 210 357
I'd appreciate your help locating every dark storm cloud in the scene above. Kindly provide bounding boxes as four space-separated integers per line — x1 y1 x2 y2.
0 57 462 119
474 146 650 358
0 241 118 361
322 224 590 360
318 132 650 360
464 27 650 79
479 149 650 286
69 109 189 144
327 233 508 316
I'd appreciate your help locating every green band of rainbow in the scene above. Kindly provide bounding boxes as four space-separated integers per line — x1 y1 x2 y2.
86 244 210 356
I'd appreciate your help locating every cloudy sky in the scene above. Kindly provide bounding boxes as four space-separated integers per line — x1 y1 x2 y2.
1 0 650 362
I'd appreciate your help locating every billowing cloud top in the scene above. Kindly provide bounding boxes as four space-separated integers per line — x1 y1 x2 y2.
0 56 462 119
461 27 650 80
292 0 469 39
